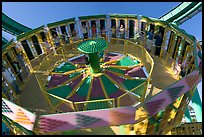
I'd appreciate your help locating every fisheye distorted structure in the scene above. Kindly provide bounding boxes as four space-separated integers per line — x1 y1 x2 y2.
2 2 202 135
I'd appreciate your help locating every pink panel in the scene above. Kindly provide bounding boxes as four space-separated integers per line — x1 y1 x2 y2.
2 98 36 131
39 70 201 133
144 70 201 117
39 106 136 133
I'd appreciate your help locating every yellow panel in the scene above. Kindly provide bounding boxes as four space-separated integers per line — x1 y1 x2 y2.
135 107 148 121
173 94 184 108
134 119 148 134
169 109 177 119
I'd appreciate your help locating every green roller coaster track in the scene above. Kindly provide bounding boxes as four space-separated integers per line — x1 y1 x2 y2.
2 12 32 36
2 36 9 47
159 2 202 25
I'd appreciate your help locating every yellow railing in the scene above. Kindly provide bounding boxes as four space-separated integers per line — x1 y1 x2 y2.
116 81 148 107
53 95 75 112
126 40 154 81
74 98 115 111
30 53 46 71
35 74 55 112
34 38 154 112
35 48 65 72
117 91 139 107
108 38 126 54
130 81 147 100
170 122 202 135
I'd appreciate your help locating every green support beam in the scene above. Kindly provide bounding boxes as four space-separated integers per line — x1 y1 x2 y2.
2 12 32 36
2 37 9 46
174 2 202 25
184 107 192 123
191 88 202 122
159 2 201 25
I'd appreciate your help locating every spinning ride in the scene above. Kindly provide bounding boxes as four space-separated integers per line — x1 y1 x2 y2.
2 2 202 135
44 38 148 113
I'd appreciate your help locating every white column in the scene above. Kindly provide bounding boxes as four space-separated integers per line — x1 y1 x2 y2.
106 15 111 42
36 33 46 54
57 26 62 35
105 18 108 36
65 24 70 37
55 27 60 36
87 20 91 38
159 27 168 57
74 20 80 39
26 38 38 57
96 19 99 37
110 18 113 38
116 19 120 38
127 20 130 39
57 26 64 44
74 21 80 39
15 41 24 52
90 20 93 37
67 23 71 35
137 15 142 32
45 27 55 48
134 19 138 39
125 19 128 39
97 19 101 37
78 20 84 39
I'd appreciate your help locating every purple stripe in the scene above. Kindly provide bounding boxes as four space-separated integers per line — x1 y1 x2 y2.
68 94 87 102
90 77 105 98
47 74 69 89
57 103 74 112
66 74 86 102
70 55 86 64
125 66 147 78
104 53 123 62
105 71 125 84
108 89 125 98
68 75 83 89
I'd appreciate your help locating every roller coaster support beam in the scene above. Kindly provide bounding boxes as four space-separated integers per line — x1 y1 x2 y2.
191 87 202 122
184 107 192 123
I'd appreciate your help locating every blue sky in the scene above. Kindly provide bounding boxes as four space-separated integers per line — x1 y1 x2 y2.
2 2 202 100
2 2 202 41
2 2 180 28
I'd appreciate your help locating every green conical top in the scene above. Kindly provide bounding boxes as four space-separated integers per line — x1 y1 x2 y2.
77 38 108 74
77 38 108 54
